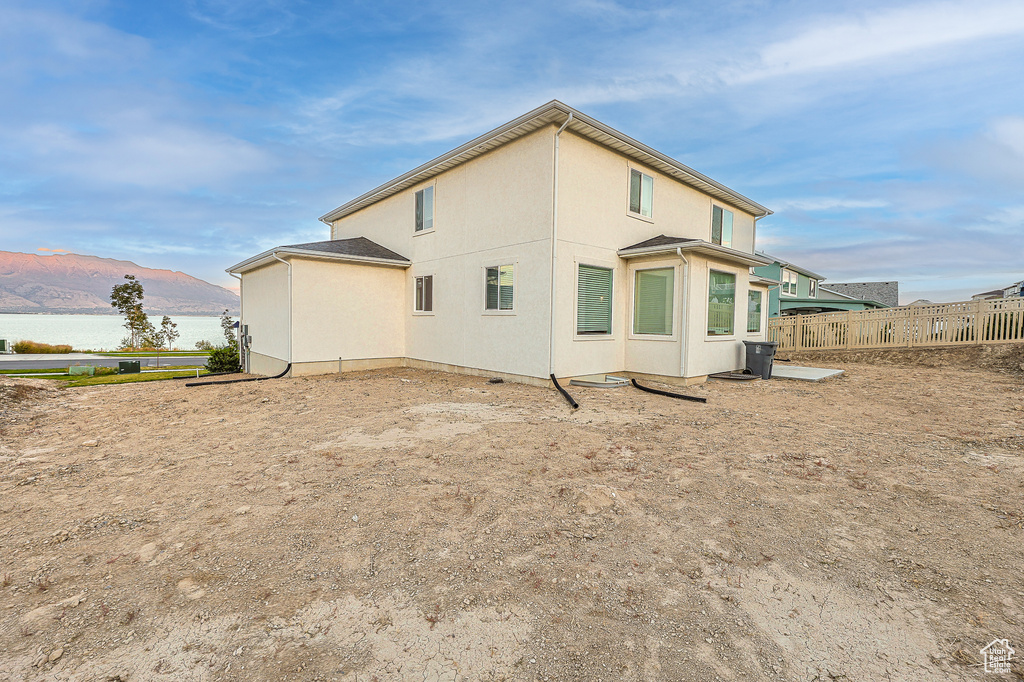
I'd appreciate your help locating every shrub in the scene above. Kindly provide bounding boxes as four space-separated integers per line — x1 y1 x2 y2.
13 340 73 354
205 345 240 373
195 340 214 351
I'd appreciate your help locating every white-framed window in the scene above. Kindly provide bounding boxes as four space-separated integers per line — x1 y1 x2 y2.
577 264 613 335
414 275 433 312
808 278 817 298
782 269 798 296
485 265 514 311
628 168 653 219
747 290 762 333
711 205 733 248
415 186 434 232
708 270 736 336
632 267 674 336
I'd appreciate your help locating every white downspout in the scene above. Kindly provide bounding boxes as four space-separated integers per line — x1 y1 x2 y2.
548 113 573 378
271 253 292 373
228 271 245 373
676 247 689 378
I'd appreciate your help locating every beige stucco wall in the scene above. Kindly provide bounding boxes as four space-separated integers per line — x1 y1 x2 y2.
330 127 556 379
290 258 406 365
554 131 764 380
241 261 290 365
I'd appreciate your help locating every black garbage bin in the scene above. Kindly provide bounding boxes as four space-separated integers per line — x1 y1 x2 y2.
743 340 778 379
118 360 141 374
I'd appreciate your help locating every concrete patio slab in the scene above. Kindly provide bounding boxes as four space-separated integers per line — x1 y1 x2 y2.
771 365 844 382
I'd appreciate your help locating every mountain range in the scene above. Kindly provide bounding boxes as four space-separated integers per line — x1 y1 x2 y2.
0 251 239 315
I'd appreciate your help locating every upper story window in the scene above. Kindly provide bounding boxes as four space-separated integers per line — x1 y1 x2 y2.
808 278 817 298
485 265 514 311
628 169 653 219
415 186 434 232
711 206 733 248
782 269 798 296
415 275 433 312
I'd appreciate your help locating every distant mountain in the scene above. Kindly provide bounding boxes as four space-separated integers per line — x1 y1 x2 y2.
0 251 239 315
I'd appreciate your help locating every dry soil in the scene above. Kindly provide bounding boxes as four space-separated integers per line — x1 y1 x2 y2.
1 359 1022 681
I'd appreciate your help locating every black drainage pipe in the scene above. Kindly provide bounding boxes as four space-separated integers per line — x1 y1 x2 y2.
550 374 579 410
630 378 707 403
172 371 233 381
186 363 291 387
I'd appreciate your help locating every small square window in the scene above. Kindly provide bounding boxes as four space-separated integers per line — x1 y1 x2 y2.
415 186 434 232
711 206 733 248
415 275 433 312
629 169 653 218
485 265 514 311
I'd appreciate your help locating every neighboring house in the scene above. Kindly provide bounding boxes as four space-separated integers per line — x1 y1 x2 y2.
974 280 1023 300
753 255 890 316
228 101 775 386
823 281 899 308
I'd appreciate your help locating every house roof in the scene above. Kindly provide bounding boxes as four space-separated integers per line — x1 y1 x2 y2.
755 251 826 281
617 235 772 267
823 281 899 308
227 237 410 274
319 100 772 225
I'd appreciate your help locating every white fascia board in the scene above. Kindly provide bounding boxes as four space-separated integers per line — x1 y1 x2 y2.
227 247 410 274
319 100 772 224
618 241 773 267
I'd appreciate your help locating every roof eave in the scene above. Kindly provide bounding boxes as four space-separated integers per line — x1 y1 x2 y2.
227 247 410 274
618 241 773 267
320 100 772 224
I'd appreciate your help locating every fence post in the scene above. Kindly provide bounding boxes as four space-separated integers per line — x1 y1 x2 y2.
795 315 803 351
845 310 853 349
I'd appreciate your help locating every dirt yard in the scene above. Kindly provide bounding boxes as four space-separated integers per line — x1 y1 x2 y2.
1 358 1022 681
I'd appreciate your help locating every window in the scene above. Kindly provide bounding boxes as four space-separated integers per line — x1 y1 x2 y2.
782 269 798 296
577 265 613 335
628 169 653 218
633 267 674 335
414 275 433 312
707 271 735 336
747 290 762 333
485 265 514 311
711 206 733 248
808 278 817 298
415 186 434 232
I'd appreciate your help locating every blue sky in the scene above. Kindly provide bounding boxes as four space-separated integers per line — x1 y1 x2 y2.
2 0 1022 302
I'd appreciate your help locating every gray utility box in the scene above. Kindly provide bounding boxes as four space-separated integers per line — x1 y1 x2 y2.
743 340 779 380
118 361 141 374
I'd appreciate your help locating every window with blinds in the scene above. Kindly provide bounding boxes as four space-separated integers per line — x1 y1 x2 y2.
485 265 514 311
707 270 735 336
577 265 613 335
633 267 674 335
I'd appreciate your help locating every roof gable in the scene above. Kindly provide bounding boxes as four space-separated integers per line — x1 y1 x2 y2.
319 101 771 224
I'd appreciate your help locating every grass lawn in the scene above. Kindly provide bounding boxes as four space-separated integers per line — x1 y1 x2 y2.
93 351 213 357
2 366 212 387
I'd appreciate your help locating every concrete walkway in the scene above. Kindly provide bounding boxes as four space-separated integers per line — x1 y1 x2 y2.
771 365 845 382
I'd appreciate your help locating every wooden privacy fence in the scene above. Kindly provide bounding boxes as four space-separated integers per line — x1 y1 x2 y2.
768 298 1024 351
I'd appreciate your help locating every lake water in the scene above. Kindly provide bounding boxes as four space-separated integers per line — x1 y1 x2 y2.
0 314 227 352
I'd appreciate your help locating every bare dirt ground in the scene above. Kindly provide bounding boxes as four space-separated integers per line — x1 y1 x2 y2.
1 355 1022 681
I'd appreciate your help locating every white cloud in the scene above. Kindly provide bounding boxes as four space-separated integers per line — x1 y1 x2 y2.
772 197 890 212
729 0 1024 84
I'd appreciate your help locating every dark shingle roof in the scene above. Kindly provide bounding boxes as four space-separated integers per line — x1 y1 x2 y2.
823 281 899 308
620 235 698 251
283 237 409 263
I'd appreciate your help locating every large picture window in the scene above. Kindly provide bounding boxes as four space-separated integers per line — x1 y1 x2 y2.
711 206 733 248
485 265 514 311
415 186 434 232
747 290 762 333
628 169 653 218
414 275 433 312
577 265 613 335
707 271 735 336
633 268 674 335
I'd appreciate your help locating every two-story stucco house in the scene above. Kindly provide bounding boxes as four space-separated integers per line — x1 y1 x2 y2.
227 101 776 386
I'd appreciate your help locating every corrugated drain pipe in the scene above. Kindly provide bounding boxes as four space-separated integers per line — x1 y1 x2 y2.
550 374 579 410
185 363 292 388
